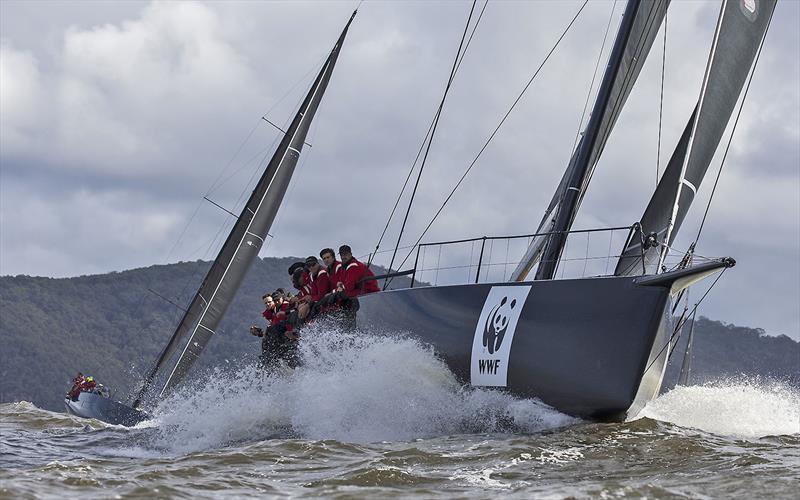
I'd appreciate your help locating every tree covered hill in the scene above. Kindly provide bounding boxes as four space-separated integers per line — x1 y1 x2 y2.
663 316 799 390
1 258 797 411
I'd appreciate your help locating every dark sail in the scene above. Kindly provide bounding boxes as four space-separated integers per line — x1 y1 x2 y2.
615 0 775 276
511 0 669 281
614 109 696 275
133 11 356 405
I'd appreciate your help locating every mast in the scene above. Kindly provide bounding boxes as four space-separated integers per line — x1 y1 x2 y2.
615 0 776 276
534 0 641 280
132 10 357 407
512 0 669 281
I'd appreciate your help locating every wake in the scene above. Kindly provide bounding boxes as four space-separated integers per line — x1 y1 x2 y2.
152 322 577 452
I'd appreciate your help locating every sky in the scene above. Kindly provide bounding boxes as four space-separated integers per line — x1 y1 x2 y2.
1 0 798 339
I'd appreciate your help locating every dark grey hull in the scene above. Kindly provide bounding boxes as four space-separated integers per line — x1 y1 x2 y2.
356 263 729 421
64 392 150 427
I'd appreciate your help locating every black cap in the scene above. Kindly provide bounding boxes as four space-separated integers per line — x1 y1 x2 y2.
339 244 352 255
288 261 305 275
305 256 318 266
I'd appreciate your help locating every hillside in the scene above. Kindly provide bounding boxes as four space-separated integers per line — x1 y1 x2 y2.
0 258 797 411
663 316 799 389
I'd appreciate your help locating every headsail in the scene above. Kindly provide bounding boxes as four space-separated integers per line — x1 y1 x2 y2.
132 11 357 406
511 0 670 281
615 0 775 276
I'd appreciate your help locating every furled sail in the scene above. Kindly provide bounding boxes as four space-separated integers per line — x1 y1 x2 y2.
615 0 775 277
132 11 356 406
511 0 669 281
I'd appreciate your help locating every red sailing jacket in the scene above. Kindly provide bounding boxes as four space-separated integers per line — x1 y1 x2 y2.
293 271 312 299
310 268 333 301
341 258 380 297
79 379 97 392
328 261 344 288
263 302 290 325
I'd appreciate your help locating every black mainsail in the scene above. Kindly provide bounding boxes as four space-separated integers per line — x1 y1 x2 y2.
511 0 669 281
615 0 775 276
132 11 356 406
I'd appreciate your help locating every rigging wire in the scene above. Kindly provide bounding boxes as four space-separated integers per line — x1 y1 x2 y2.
656 11 667 188
642 268 726 375
369 0 489 270
693 7 774 246
132 54 325 337
168 88 311 319
571 0 618 155
385 0 590 285
380 0 481 280
206 57 325 197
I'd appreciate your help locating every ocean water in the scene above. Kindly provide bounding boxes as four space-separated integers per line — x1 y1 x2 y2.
1 326 798 498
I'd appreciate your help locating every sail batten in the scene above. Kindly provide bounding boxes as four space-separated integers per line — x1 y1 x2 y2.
615 0 775 276
133 12 356 406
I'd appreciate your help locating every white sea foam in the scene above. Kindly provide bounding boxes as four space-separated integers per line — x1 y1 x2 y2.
152 323 577 452
637 379 800 438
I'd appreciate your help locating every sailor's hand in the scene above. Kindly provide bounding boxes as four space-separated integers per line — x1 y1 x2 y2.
285 330 299 341
249 325 263 337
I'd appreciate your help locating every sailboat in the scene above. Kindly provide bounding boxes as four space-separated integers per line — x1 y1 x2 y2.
356 0 773 420
65 0 775 425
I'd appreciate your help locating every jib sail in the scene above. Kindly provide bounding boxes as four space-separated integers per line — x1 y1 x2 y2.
615 0 775 276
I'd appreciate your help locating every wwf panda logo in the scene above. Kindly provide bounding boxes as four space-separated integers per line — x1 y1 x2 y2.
482 296 517 354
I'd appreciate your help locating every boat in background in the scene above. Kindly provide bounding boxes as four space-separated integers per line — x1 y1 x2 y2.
64 391 149 427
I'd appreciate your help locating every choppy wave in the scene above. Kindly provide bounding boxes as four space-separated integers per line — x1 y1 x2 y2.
637 378 800 438
153 323 577 452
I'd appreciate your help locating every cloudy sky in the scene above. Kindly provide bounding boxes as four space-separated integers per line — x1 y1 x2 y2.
1 0 798 339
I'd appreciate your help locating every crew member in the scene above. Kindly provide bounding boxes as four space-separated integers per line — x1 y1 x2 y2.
320 248 344 290
338 245 380 297
250 293 275 338
258 290 300 368
80 376 97 393
288 262 312 300
306 256 332 301
67 372 84 401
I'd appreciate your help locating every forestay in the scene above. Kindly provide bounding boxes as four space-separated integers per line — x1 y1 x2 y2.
615 0 775 276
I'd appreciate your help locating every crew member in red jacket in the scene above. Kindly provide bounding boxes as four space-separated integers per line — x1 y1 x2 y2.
288 262 312 300
67 372 85 400
337 245 380 297
320 248 344 289
306 256 333 301
79 376 97 393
